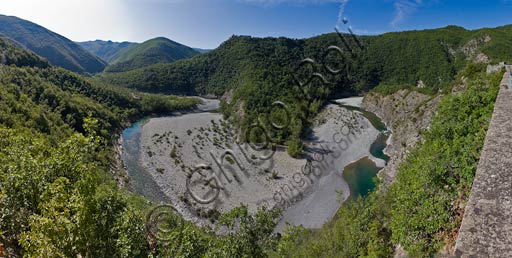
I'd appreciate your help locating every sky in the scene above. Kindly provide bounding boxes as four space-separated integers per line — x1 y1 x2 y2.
1 0 511 49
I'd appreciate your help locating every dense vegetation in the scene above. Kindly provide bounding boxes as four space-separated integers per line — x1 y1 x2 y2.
100 25 512 156
0 14 106 73
274 66 503 257
2 57 503 258
0 37 50 68
0 41 285 257
0 64 200 138
100 25 512 95
0 67 284 258
104 37 200 72
77 40 137 63
1 15 511 256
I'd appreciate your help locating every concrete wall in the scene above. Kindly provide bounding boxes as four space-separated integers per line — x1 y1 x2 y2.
454 68 512 257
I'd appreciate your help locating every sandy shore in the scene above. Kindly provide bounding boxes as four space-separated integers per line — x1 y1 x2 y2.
129 96 386 229
139 112 307 225
334 96 364 108
195 97 220 111
274 103 383 231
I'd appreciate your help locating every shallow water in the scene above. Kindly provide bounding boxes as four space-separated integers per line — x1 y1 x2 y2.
345 107 388 198
122 98 389 230
343 157 380 199
121 97 220 203
370 132 390 162
122 120 170 203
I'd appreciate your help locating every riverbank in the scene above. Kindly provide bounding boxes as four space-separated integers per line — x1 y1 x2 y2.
136 111 308 225
111 97 219 194
120 96 389 231
274 102 385 231
362 90 442 185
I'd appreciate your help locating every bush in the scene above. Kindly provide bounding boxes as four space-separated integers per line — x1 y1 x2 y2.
286 138 303 158
170 145 177 158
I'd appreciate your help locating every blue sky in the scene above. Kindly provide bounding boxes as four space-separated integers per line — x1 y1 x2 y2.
2 0 512 49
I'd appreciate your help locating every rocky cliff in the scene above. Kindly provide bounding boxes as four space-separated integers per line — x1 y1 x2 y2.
362 90 442 185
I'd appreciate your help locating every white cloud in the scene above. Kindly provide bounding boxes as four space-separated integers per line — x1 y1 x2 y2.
390 0 423 27
335 0 349 29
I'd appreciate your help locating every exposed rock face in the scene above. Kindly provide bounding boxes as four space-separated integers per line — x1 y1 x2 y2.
446 34 491 63
461 34 491 62
486 62 511 74
474 53 490 63
221 89 234 104
362 90 442 184
111 135 130 188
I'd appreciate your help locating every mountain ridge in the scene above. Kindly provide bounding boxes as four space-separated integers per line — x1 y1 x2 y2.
103 37 200 72
100 24 512 96
77 40 137 63
0 14 106 73
0 36 50 68
98 24 512 159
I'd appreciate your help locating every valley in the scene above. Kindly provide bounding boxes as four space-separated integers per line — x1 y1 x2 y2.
120 97 390 232
0 5 511 257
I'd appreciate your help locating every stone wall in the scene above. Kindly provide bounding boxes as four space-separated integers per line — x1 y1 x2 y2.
454 68 512 257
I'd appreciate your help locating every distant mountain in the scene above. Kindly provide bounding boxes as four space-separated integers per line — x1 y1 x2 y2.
0 15 106 73
77 40 136 63
102 25 512 96
100 25 512 155
104 37 199 72
193 48 212 53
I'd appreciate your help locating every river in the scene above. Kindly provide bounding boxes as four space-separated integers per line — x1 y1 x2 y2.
121 98 220 203
121 97 389 231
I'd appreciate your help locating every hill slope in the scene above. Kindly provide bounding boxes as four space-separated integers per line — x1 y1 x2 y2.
77 40 136 63
101 25 512 96
104 37 200 72
0 36 50 68
193 47 212 53
0 33 278 258
276 65 504 258
0 15 106 73
100 25 512 156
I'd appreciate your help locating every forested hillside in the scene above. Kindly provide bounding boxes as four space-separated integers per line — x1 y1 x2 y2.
77 40 136 63
0 15 106 73
100 25 512 156
1 12 511 256
102 25 512 96
0 64 281 257
104 37 200 72
273 65 504 258
0 41 211 256
1 40 504 257
0 37 50 68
